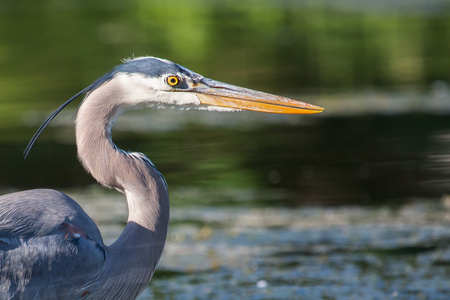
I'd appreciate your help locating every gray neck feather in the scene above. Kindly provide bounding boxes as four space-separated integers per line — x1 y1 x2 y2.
75 79 169 297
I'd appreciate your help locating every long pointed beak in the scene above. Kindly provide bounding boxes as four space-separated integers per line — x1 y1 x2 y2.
193 78 323 114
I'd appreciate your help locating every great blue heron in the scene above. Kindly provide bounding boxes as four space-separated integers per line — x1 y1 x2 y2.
0 57 323 299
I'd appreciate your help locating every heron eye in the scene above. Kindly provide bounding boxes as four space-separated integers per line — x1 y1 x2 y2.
166 76 180 87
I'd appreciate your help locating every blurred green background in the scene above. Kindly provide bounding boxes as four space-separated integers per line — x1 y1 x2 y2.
0 0 450 205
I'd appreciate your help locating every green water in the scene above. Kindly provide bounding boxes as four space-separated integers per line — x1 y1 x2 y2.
3 112 450 206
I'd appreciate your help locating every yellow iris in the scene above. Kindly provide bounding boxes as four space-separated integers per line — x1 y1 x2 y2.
166 76 180 87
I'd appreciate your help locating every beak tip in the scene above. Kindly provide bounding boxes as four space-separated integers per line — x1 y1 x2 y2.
300 104 324 114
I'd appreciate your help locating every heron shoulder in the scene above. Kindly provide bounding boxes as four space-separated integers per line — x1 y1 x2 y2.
0 189 103 243
0 189 106 298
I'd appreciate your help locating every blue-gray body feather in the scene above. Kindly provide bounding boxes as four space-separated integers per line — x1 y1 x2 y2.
0 189 105 299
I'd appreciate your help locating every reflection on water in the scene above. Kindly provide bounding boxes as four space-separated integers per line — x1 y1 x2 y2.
2 112 450 206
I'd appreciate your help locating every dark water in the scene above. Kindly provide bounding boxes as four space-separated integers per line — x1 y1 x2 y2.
3 111 450 206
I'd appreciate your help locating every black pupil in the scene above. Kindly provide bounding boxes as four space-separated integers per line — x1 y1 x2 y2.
170 77 177 84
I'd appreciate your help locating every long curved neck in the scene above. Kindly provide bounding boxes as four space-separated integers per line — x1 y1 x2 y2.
75 81 169 230
75 82 169 297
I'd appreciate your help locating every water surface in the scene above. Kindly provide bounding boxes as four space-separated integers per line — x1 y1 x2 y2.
73 191 450 300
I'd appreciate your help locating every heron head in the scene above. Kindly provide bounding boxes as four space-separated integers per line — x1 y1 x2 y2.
108 56 324 114
24 56 323 158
